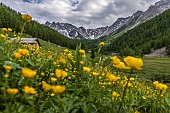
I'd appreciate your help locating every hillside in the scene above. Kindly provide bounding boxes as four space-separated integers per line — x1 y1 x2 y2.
0 3 83 50
104 9 170 56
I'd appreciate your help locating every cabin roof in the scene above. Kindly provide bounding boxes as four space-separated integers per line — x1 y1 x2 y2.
9 38 41 46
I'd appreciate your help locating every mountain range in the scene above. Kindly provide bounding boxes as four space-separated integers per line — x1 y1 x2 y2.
45 0 170 39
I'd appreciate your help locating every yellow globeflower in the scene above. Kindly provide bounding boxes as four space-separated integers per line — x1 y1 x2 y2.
99 42 105 46
22 14 32 22
1 34 7 38
121 80 132 87
58 57 67 64
51 77 57 82
14 52 22 58
7 28 12 32
64 49 68 53
52 85 66 94
83 67 90 73
92 72 100 76
111 56 120 65
22 68 37 78
51 93 55 96
18 49 29 56
114 62 125 69
5 65 12 72
124 56 143 70
55 69 62 78
107 73 120 82
130 78 135 81
2 28 7 32
67 53 72 58
155 83 168 91
61 71 68 78
153 81 159 85
22 86 37 94
112 91 120 97
79 49 85 54
80 61 84 65
134 111 140 113
42 81 51 92
7 88 19 95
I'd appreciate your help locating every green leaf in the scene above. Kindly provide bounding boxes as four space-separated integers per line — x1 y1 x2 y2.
26 58 35 67
4 61 21 69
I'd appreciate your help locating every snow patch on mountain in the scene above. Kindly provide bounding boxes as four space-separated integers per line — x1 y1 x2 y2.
45 0 170 39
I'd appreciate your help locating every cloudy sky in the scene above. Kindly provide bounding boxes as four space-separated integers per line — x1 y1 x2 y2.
0 0 160 29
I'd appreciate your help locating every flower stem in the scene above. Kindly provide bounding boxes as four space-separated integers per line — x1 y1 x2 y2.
117 68 132 113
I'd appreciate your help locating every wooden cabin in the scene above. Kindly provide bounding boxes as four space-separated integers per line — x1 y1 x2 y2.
9 38 41 49
20 38 41 48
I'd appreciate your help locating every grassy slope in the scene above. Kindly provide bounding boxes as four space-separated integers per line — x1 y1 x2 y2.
0 29 66 53
137 58 170 83
38 38 66 53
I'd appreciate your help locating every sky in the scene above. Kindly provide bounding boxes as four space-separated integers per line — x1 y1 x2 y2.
0 0 160 29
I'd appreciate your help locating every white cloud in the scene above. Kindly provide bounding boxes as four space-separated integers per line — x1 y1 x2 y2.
0 0 160 28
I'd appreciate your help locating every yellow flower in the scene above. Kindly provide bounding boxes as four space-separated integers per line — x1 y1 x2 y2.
83 67 90 73
130 78 135 81
153 81 159 85
99 42 105 46
41 72 45 76
51 77 57 82
42 81 51 92
1 34 7 38
2 28 7 32
124 56 143 70
64 49 68 53
134 111 140 113
55 69 67 78
92 72 100 76
120 80 132 87
7 28 12 32
7 40 12 43
22 14 32 22
51 93 55 96
14 52 22 58
18 49 29 56
55 69 62 78
107 73 120 82
52 85 66 94
22 68 37 78
112 91 120 97
5 65 12 72
80 61 84 65
155 83 168 91
67 53 72 58
22 86 37 94
58 57 67 64
79 49 85 54
7 88 19 95
114 62 125 69
50 73 55 76
111 56 120 65
61 71 68 78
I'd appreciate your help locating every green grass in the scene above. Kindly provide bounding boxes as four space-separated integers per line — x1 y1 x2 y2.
0 29 66 53
137 57 170 83
38 38 66 53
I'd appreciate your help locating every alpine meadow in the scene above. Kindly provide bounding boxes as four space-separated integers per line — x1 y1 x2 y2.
0 1 170 113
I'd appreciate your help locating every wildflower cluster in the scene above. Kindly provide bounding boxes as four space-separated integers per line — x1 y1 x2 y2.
0 14 169 113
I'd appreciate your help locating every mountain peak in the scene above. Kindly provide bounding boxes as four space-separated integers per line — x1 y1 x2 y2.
45 0 170 39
